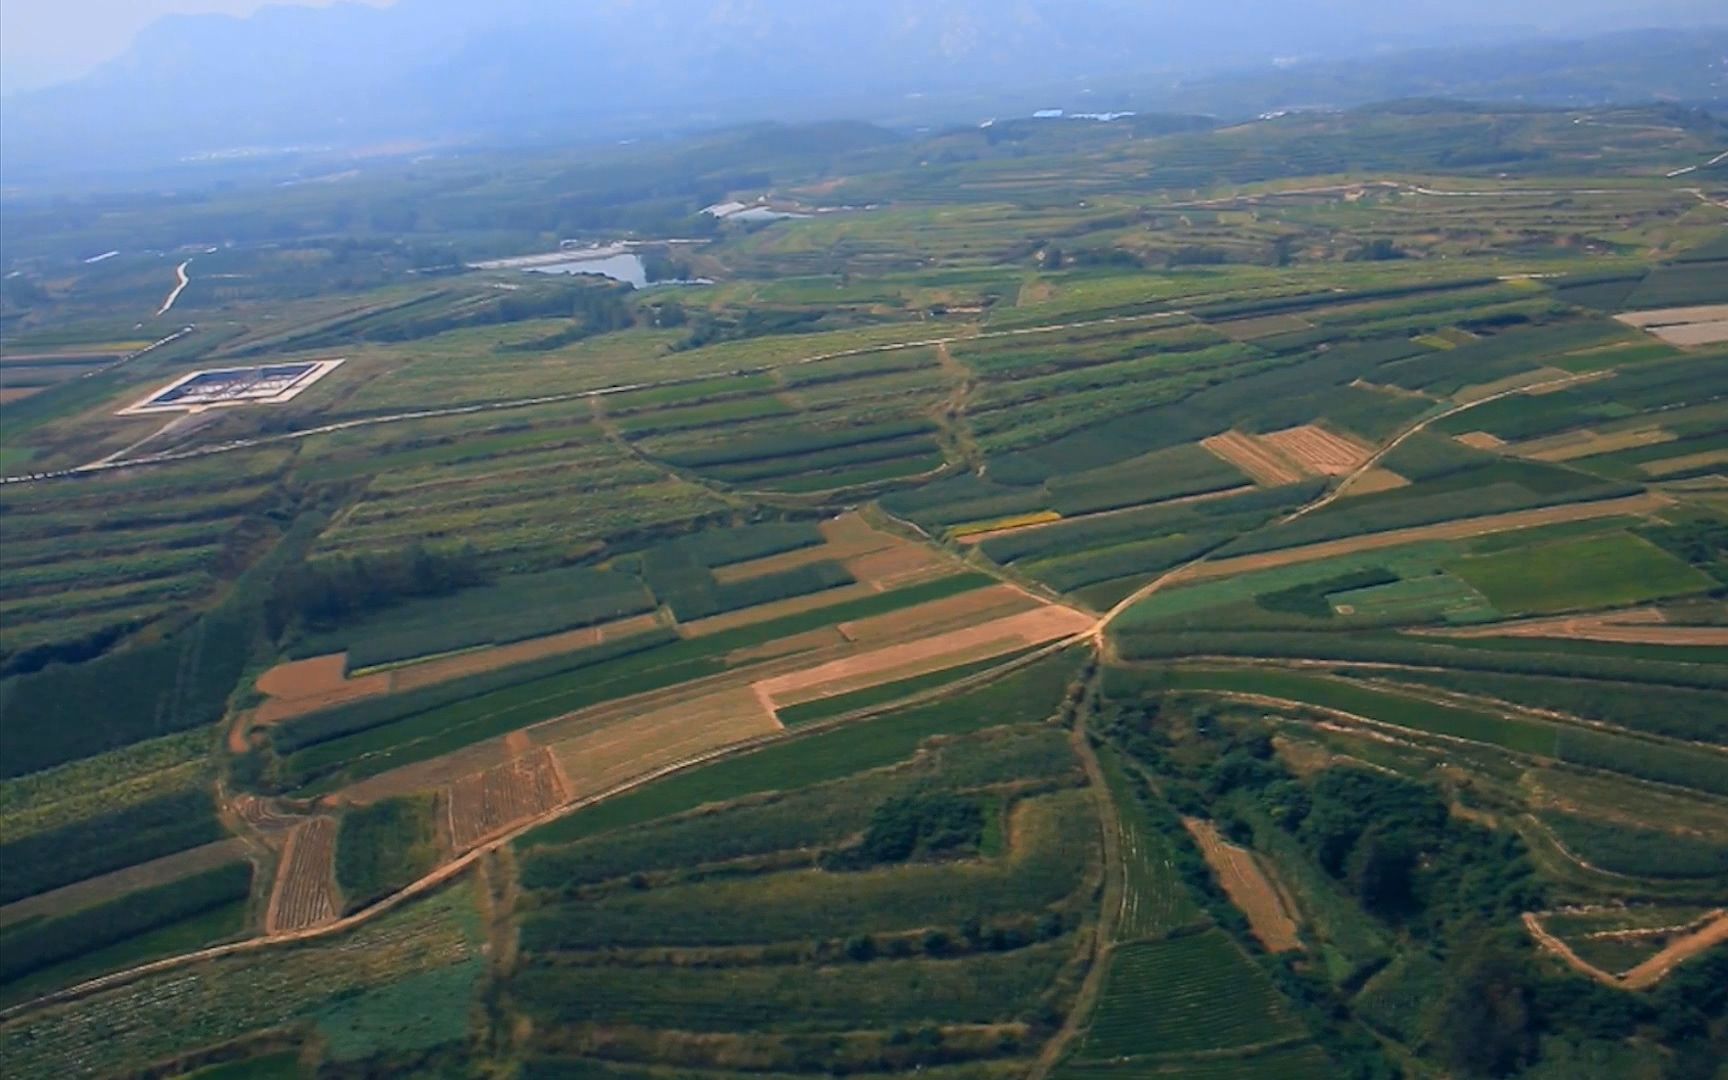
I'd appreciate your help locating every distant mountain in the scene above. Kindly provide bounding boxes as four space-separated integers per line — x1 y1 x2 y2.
3 0 1725 178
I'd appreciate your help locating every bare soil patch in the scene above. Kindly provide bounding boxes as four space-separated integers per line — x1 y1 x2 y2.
1455 431 1507 451
1516 426 1675 463
1617 304 1728 328
1177 492 1672 584
1201 430 1305 486
545 685 782 802
757 604 1092 709
845 544 949 591
1647 320 1728 346
267 816 340 934
447 748 568 851
256 655 352 700
1183 818 1302 952
1262 424 1373 476
1343 467 1410 497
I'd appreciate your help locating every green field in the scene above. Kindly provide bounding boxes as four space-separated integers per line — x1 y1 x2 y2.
1447 532 1715 615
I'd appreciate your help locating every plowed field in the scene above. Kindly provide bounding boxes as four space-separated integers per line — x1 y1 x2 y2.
267 816 340 933
1183 818 1301 952
1262 424 1373 476
447 748 569 851
546 685 782 801
1201 431 1305 486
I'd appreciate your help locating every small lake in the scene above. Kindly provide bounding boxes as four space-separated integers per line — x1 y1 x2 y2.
525 253 648 288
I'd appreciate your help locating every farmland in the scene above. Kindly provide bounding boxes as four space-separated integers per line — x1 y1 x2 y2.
0 81 1725 1080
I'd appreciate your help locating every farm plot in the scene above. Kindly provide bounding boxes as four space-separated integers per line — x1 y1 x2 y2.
542 685 783 804
446 747 569 851
1260 424 1373 476
1076 930 1306 1059
267 816 340 933
754 604 1094 712
1616 304 1728 347
1098 750 1205 941
1446 532 1715 616
1202 431 1307 486
1183 819 1302 952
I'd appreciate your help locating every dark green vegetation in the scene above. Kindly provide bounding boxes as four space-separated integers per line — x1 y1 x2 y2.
1 85 1726 1080
334 796 441 912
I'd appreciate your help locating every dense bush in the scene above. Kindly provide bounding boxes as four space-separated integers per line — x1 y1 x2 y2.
335 796 440 912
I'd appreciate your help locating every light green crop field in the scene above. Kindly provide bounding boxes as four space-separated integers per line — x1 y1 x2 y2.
1447 531 1716 614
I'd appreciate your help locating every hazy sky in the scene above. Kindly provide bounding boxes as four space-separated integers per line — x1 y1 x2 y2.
0 0 392 93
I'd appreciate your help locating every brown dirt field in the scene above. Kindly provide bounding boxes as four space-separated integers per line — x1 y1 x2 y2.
710 513 912 585
0 387 41 404
1183 818 1302 953
267 816 340 934
845 544 949 591
1642 448 1728 478
1343 468 1410 497
1175 492 1672 584
446 747 568 851
756 604 1092 708
1454 366 1572 404
0 839 249 929
1517 426 1674 463
1201 430 1305 486
255 655 352 700
1262 424 1373 476
839 583 1036 644
545 685 782 802
250 670 392 728
1455 431 1507 450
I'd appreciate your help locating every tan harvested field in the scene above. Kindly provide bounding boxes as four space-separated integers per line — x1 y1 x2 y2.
544 685 782 801
249 668 391 729
839 584 1039 644
845 544 951 590
1454 366 1572 404
0 387 41 404
446 748 569 851
1616 304 1728 328
1617 305 1728 345
1641 448 1728 478
1261 423 1373 476
1455 431 1507 450
1183 818 1301 952
0 839 249 929
266 816 340 934
1174 492 1673 584
1648 320 1728 346
1344 467 1411 497
756 604 1092 709
1201 430 1305 486
1516 426 1675 463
